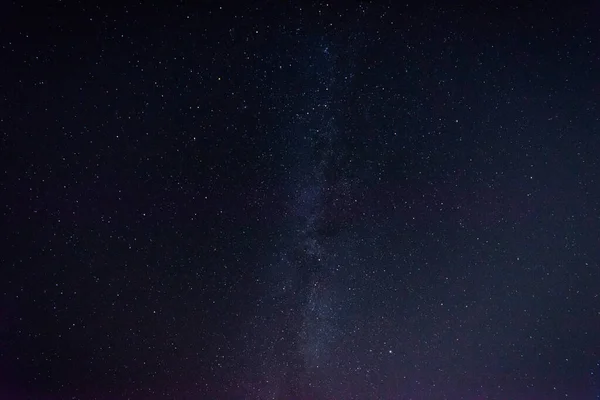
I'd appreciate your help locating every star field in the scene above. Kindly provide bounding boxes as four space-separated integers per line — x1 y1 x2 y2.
1 1 599 399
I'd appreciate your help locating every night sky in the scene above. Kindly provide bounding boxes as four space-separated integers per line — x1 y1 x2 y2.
1 1 600 399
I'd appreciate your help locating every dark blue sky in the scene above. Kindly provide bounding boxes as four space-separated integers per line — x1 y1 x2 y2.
1 1 599 399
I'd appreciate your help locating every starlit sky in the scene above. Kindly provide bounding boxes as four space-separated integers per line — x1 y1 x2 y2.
1 1 599 399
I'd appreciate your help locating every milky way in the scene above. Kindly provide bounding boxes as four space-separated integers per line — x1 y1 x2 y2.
247 40 356 398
